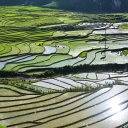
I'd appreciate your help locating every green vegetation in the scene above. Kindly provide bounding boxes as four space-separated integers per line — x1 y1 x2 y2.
0 6 118 72
67 82 113 92
0 78 54 94
0 76 112 94
122 124 128 128
0 6 83 27
0 6 128 74
0 124 6 128
119 24 128 29
87 35 105 41
1 0 128 13
122 50 128 55
66 30 92 36
79 51 87 58
125 126 128 128
0 4 127 128
36 42 44 46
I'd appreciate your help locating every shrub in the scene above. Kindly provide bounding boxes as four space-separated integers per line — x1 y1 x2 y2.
122 50 128 55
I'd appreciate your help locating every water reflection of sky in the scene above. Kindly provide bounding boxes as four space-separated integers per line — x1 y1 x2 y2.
104 104 128 128
87 88 128 128
109 97 123 112
92 107 128 128
89 89 128 128
106 91 128 124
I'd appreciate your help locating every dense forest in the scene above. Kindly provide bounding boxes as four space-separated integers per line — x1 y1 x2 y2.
0 0 128 12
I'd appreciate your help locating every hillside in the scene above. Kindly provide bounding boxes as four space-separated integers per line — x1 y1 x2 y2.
0 0 128 12
0 5 128 128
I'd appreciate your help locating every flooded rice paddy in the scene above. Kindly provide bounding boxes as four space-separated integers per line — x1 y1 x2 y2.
0 72 128 128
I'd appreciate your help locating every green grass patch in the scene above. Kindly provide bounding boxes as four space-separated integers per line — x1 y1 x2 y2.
35 42 44 46
79 51 87 58
119 24 128 29
0 124 6 128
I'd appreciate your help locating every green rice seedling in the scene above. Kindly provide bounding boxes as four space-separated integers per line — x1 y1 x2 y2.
30 42 44 54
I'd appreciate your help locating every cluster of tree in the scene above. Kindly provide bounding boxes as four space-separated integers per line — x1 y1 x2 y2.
0 63 128 78
0 71 30 78
32 63 128 78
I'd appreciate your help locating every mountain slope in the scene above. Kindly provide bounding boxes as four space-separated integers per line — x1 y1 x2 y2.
0 0 128 12
48 0 128 12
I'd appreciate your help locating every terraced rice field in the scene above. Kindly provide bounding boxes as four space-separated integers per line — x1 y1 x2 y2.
0 6 128 128
1 33 128 72
0 72 128 128
0 7 127 73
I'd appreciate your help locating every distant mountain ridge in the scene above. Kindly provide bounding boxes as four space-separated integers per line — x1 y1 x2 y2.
0 0 128 12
